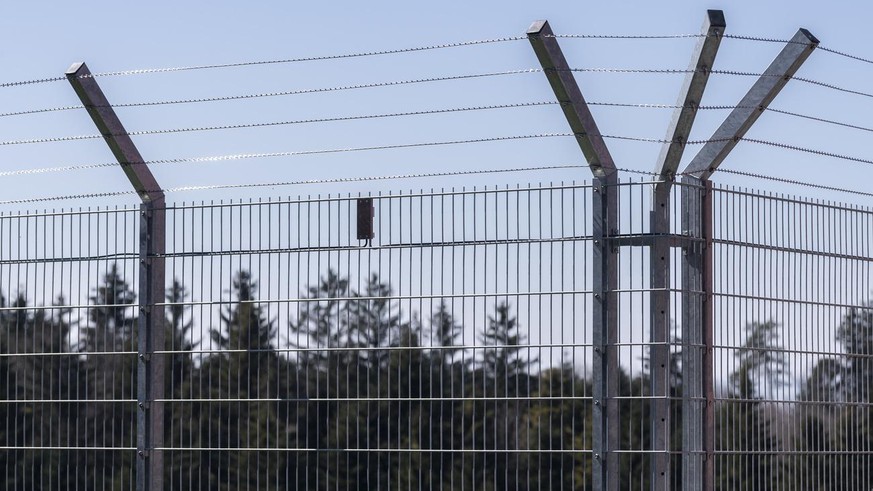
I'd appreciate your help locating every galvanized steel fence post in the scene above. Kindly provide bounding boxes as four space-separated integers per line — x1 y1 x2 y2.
528 20 621 490
137 199 166 491
680 176 712 489
66 63 167 491
592 175 619 491
650 11 724 490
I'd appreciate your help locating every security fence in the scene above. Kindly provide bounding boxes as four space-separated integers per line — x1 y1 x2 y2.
710 184 873 490
2 6 873 490
1 177 871 490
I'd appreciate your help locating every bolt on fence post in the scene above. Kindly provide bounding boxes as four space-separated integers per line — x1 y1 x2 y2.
702 179 714 489
676 27 818 491
681 176 707 490
66 62 167 491
528 20 619 491
591 174 619 491
650 11 725 490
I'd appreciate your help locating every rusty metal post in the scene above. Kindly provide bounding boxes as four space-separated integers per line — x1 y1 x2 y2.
66 62 166 491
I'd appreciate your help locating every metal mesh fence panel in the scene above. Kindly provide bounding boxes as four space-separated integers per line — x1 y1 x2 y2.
0 206 140 490
2 178 872 490
711 185 873 490
159 184 594 490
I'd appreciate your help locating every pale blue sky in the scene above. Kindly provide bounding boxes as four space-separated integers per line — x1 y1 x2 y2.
0 0 870 207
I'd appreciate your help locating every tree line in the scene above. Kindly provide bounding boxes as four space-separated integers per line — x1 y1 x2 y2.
0 264 871 489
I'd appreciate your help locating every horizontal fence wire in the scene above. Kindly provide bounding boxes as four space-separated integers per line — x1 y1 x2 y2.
0 69 545 118
0 205 140 489
1 183 595 490
710 182 873 490
0 36 528 88
716 169 873 200
0 102 563 147
1 23 872 489
3 61 870 121
3 177 873 489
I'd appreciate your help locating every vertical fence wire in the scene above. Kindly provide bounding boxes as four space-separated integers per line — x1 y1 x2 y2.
0 206 140 490
2 177 872 489
156 183 592 489
711 184 873 490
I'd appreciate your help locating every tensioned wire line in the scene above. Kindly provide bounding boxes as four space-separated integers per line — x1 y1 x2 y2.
1 131 870 180
716 168 873 199
1 134 871 203
720 33 873 65
0 134 577 177
0 69 545 118
0 36 528 88
567 68 873 99
12 140 873 205
0 164 589 205
3 97 870 149
0 31 715 88
0 66 745 119
554 31 873 67
0 100 779 146
0 132 732 179
1 31 869 89
0 101 560 146
2 65 870 120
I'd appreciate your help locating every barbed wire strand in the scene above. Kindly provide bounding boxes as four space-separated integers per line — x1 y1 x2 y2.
0 37 527 89
2 31 871 90
717 168 873 199
4 158 872 206
792 76 873 99
0 164 586 205
11 131 869 180
0 95 701 123
553 33 703 40
741 138 873 167
0 101 560 146
721 34 794 44
18 101 812 147
0 134 577 177
0 69 543 118
721 34 873 65
4 65 871 121
87 37 528 77
0 132 741 178
766 108 873 134
817 46 873 65
567 67 873 99
0 65 731 119
0 31 723 88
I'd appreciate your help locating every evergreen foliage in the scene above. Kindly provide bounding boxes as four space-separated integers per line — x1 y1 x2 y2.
0 266 871 489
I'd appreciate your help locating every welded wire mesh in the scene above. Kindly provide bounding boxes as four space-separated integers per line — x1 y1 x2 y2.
0 206 140 490
2 177 873 490
157 184 593 489
710 184 873 490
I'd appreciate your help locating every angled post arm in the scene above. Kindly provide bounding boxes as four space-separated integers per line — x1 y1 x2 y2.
527 20 616 178
681 28 819 179
528 20 619 491
66 62 166 491
649 10 725 491
653 9 726 186
65 62 165 204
